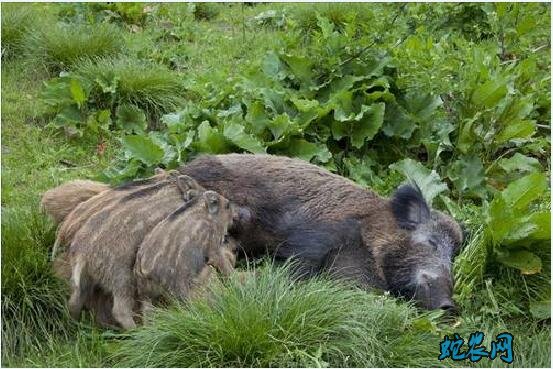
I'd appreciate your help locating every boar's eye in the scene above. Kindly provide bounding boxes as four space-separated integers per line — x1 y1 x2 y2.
428 237 439 251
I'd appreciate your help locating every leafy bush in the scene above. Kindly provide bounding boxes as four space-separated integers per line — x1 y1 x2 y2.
3 3 551 366
114 263 443 367
289 3 378 34
189 2 221 21
26 23 125 72
39 57 185 136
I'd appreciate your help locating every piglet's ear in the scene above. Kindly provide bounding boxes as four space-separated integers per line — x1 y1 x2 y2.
176 175 200 194
204 191 220 214
391 184 430 230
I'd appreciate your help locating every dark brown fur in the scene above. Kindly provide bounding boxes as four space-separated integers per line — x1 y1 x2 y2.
178 154 463 310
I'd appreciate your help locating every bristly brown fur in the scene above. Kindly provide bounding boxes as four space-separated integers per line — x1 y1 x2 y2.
65 171 201 329
135 190 236 306
41 180 110 225
178 154 463 310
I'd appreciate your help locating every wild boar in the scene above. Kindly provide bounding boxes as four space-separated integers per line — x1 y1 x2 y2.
178 154 463 312
135 190 236 308
41 180 110 225
66 173 201 329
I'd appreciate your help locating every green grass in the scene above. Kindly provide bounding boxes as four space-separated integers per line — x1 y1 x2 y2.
113 263 444 368
1 4 44 59
75 56 185 125
1 3 550 368
1 58 117 363
25 22 125 73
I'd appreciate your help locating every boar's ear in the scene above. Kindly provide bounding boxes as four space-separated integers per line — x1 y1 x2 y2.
391 184 430 229
154 167 166 175
176 175 200 194
184 189 199 201
204 191 220 214
233 206 252 224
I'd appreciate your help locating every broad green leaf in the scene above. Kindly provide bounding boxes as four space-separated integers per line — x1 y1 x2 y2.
350 103 385 148
389 158 448 205
40 77 75 107
55 105 82 126
500 98 533 124
223 122 266 154
332 90 354 122
486 196 512 243
501 172 547 211
86 110 111 135
332 103 385 148
316 15 334 38
291 97 319 112
281 54 313 87
503 221 538 244
217 103 242 118
69 78 86 108
245 100 269 134
446 155 486 198
403 92 442 122
496 250 542 275
527 211 551 241
495 120 536 144
286 138 331 163
457 116 479 154
516 16 536 35
196 121 230 154
343 156 384 188
267 113 291 141
262 52 281 78
121 135 164 166
471 78 508 108
497 153 541 173
116 104 147 133
382 101 415 139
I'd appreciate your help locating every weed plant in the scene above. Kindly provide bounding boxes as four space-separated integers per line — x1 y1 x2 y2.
25 23 125 72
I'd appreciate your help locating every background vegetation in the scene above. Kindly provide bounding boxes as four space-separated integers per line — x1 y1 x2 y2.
1 2 550 367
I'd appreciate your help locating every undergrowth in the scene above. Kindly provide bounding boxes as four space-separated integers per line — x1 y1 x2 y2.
1 2 550 368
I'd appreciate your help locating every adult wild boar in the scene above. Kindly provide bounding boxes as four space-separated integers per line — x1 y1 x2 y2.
178 154 463 312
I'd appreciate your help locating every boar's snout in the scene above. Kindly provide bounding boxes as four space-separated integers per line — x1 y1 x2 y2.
415 267 457 314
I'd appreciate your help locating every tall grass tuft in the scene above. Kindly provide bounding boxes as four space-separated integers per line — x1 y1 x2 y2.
289 3 376 34
1 207 75 361
113 263 442 367
1 4 43 59
25 23 124 72
75 57 185 125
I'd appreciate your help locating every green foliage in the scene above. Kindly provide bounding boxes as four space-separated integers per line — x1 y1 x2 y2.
1 4 43 59
39 57 184 138
26 23 125 72
114 263 443 368
485 172 550 274
1 207 72 361
2 2 551 367
189 2 221 21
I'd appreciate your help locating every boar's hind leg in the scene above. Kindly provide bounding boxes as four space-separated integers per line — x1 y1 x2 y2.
110 275 137 329
112 293 136 330
68 256 88 320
